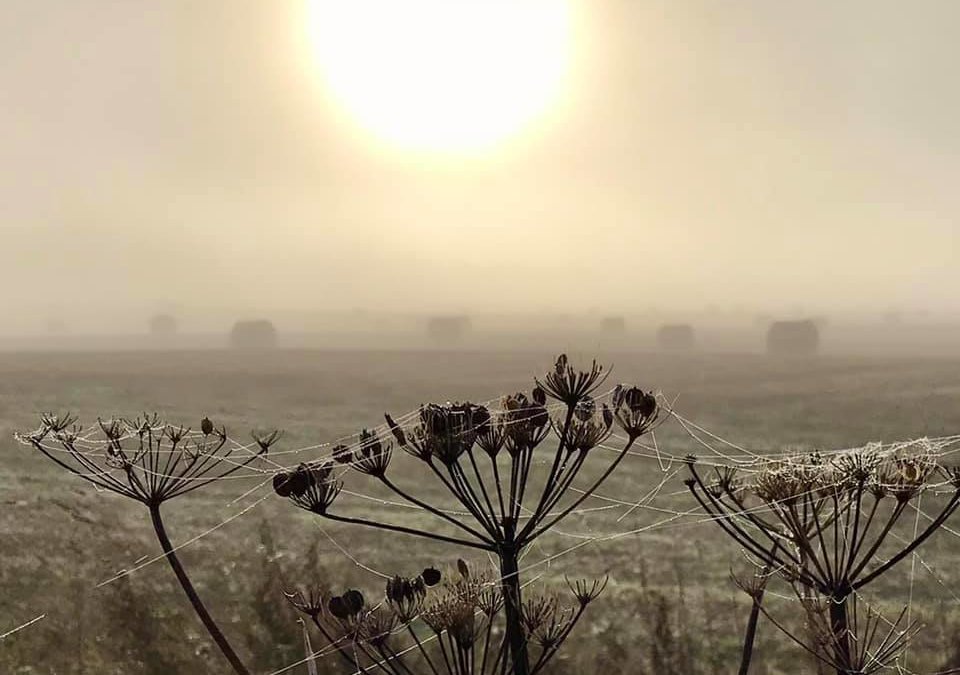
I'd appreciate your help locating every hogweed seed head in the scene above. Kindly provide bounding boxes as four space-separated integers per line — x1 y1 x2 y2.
611 385 659 439
251 429 282 454
557 401 614 454
357 608 397 647
501 393 549 455
24 413 266 507
284 585 330 619
536 354 608 407
400 402 489 465
567 576 608 607
385 575 428 622
275 462 342 514
352 429 392 477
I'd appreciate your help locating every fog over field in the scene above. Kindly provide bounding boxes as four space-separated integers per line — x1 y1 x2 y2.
3 1 960 338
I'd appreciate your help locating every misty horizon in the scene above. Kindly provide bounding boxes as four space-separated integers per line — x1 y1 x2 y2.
3 0 959 333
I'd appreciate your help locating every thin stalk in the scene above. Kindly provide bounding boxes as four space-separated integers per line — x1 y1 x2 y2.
321 512 493 551
379 474 494 544
149 504 250 675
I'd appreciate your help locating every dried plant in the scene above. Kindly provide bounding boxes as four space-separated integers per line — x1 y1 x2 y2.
19 413 271 675
759 587 921 674
288 559 606 675
686 445 960 674
275 354 659 675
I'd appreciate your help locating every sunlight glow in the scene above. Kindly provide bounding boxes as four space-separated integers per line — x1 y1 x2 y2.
305 0 572 154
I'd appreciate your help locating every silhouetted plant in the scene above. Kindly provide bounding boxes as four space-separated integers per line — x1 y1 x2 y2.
685 445 960 674
274 354 660 675
20 413 273 675
287 559 607 675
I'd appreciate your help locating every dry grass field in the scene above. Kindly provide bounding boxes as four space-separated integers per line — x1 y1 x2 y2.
2 349 960 674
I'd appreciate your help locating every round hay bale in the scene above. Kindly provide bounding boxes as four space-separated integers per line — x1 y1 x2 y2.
766 319 819 356
657 324 696 351
600 316 626 335
230 319 278 350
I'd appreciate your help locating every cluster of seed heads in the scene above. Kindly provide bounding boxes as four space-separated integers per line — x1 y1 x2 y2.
273 462 342 514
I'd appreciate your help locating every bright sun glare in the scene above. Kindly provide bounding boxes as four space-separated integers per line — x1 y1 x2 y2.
305 0 572 154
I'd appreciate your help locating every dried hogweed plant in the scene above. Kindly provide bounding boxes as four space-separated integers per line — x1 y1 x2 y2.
18 413 275 675
685 443 960 675
286 559 607 675
273 355 660 675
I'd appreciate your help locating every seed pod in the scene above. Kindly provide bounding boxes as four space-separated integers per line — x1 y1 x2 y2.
602 404 613 429
283 465 313 497
273 471 293 497
532 386 547 406
574 396 595 422
457 559 469 578
472 405 491 431
201 417 214 436
343 589 365 614
422 567 442 587
384 413 407 446
328 595 349 620
332 444 352 464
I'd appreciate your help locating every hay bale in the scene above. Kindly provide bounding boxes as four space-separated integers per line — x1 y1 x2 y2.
657 324 695 351
766 320 819 356
600 316 626 335
426 315 470 345
149 313 178 337
230 319 278 350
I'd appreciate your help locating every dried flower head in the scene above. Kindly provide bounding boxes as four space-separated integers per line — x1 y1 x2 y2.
752 460 822 506
22 414 265 506
284 584 331 619
611 385 659 439
274 462 342 514
328 589 365 623
501 393 549 455
397 402 489 464
357 607 398 647
522 594 574 649
475 414 507 458
421 563 487 643
351 429 393 477
875 453 937 502
536 354 608 407
566 576 609 607
251 429 283 453
385 575 428 622
557 399 614 453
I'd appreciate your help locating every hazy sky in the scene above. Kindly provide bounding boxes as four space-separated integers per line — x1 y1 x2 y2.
2 1 959 332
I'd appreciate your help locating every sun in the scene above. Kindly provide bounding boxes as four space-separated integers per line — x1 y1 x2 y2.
304 0 573 154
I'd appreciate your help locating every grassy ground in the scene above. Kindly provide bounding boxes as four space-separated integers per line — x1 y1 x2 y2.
2 349 960 674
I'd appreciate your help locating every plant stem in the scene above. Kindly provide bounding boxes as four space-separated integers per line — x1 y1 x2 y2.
738 589 764 675
499 520 529 675
149 504 250 675
829 597 850 675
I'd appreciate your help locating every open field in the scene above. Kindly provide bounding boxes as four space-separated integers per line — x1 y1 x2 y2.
2 349 960 674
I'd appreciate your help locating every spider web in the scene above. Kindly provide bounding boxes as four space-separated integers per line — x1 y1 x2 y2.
10 392 960 675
